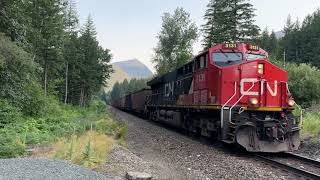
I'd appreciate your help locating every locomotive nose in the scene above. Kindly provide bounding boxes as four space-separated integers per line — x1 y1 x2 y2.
239 60 288 108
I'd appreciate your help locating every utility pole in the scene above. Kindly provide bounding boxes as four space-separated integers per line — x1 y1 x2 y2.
283 50 286 67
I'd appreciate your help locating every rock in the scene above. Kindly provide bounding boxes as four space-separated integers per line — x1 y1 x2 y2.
126 171 152 180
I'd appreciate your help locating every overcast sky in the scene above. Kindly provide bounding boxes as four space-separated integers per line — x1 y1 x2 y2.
75 0 320 72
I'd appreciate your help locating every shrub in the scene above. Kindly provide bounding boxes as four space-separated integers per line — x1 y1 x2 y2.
0 128 25 158
285 63 320 107
0 99 23 127
270 59 320 107
302 112 320 141
0 34 45 116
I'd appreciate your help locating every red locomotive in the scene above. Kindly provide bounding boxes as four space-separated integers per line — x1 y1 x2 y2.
112 43 300 152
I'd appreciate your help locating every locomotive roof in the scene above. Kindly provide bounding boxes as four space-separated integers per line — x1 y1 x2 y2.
147 51 207 86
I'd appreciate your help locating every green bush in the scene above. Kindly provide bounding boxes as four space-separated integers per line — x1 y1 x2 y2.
270 59 320 107
0 99 23 127
0 94 128 158
302 112 320 140
0 34 45 116
285 63 320 107
0 128 26 158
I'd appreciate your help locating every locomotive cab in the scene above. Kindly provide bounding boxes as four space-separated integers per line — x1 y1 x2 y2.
205 43 300 152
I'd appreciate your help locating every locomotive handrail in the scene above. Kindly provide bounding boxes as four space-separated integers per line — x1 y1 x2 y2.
281 81 304 127
228 81 256 124
221 81 237 129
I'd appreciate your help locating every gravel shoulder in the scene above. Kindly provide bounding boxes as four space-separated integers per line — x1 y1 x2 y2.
296 138 320 161
106 106 289 180
0 158 107 180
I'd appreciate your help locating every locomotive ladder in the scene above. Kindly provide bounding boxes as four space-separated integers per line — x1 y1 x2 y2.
221 81 256 142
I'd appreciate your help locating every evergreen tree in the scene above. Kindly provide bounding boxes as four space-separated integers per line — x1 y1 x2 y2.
77 15 113 106
0 0 29 42
62 0 79 104
109 78 149 102
256 28 278 55
202 0 260 48
268 30 278 54
280 16 302 63
258 28 270 50
25 0 67 96
110 82 121 101
153 7 198 75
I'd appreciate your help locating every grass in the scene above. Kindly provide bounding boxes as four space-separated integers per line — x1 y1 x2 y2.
0 98 127 159
301 112 320 142
47 131 114 169
31 108 128 169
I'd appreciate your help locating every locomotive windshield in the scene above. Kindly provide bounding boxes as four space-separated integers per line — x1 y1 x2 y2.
212 52 243 66
246 53 266 60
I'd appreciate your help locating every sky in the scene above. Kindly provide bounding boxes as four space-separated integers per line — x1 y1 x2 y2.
75 0 320 72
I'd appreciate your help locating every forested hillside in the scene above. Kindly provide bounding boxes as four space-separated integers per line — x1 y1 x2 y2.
0 0 113 106
104 59 153 92
0 0 121 161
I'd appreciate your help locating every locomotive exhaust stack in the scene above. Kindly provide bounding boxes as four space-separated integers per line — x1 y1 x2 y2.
112 43 301 153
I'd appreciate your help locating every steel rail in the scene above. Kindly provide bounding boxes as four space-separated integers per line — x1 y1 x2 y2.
284 152 320 168
255 154 320 180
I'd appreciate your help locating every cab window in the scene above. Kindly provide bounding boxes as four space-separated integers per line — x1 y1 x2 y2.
246 53 266 60
212 52 243 66
195 54 208 70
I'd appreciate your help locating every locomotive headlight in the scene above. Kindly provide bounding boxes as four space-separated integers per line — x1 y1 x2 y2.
249 98 258 105
288 99 295 106
258 63 264 75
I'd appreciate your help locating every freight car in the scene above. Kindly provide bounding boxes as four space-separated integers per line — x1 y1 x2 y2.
112 43 300 153
112 88 151 114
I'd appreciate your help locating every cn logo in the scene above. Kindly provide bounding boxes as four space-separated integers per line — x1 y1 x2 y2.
164 82 174 97
240 78 278 97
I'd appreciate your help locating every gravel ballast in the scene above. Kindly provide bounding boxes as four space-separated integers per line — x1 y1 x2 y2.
108 106 290 180
0 158 107 180
296 138 320 161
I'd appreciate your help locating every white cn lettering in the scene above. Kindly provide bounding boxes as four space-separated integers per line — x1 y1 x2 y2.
266 80 277 97
240 78 278 97
165 82 174 97
240 78 259 96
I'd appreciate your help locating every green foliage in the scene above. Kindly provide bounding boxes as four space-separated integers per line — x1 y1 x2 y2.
275 10 320 68
0 98 118 158
0 128 26 158
284 63 320 107
302 112 320 141
153 7 198 75
270 59 320 107
256 28 278 55
0 0 29 42
110 78 149 102
202 0 260 48
0 99 22 127
0 34 46 116
1 0 113 107
67 15 113 106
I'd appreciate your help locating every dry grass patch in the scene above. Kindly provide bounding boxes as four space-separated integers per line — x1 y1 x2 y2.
46 131 114 169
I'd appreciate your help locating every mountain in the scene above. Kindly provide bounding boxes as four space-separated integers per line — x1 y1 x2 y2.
113 59 153 79
275 31 285 39
104 59 153 92
104 64 131 92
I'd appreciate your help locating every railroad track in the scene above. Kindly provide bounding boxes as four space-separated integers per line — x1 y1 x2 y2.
255 152 320 179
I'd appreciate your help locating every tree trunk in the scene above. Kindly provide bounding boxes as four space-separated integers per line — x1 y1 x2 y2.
80 84 84 107
64 62 69 104
44 57 48 96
